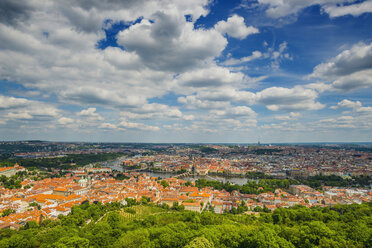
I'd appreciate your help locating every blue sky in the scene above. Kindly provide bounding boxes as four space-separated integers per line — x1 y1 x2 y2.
0 0 372 143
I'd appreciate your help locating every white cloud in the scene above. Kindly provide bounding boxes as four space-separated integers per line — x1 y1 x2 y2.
120 103 193 121
310 42 372 92
311 42 372 78
7 112 33 120
274 112 301 121
77 107 104 120
178 95 231 109
99 123 117 129
214 14 259 39
255 86 325 111
330 99 362 109
331 99 372 115
0 94 61 124
257 0 367 18
58 117 74 125
197 88 256 105
119 118 160 131
0 94 29 109
317 115 356 128
117 12 227 73
324 1 372 18
266 41 292 69
304 82 332 93
210 106 257 118
223 51 262 66
174 65 246 89
330 69 372 92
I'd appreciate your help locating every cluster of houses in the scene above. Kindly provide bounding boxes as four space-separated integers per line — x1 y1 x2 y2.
0 167 371 229
121 144 372 178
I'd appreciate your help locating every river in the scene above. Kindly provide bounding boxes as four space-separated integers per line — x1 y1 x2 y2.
100 156 255 186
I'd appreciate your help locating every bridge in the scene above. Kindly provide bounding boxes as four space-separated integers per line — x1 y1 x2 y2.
173 171 192 178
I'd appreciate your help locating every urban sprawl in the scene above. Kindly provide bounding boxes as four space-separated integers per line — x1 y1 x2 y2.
0 142 371 229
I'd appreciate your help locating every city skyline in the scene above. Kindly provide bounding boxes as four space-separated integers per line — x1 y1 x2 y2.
1 0 372 142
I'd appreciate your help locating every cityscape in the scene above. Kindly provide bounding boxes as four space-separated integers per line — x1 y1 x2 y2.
1 0 372 247
0 142 370 225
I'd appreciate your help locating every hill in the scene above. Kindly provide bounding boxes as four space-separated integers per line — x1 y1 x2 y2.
0 201 371 248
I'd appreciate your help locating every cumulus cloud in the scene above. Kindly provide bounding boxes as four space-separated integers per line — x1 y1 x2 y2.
7 112 33 120
331 99 372 114
117 12 227 73
178 95 231 110
60 0 210 33
99 122 117 129
77 107 104 120
196 89 256 105
255 86 325 111
58 117 74 125
120 103 194 121
214 14 259 39
311 42 372 78
3 0 362 140
119 118 160 131
174 65 246 89
317 115 356 128
330 99 362 109
0 95 29 109
257 0 370 19
210 106 257 118
324 1 372 18
274 112 301 121
310 42 372 92
179 83 325 112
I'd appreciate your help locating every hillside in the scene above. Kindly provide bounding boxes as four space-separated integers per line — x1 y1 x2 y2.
0 201 371 248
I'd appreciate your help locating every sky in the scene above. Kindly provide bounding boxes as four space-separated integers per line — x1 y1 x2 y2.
0 0 372 143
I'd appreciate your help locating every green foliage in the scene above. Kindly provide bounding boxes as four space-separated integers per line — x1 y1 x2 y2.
2 152 126 170
185 236 214 248
1 208 15 217
199 146 218 153
0 202 371 248
172 202 185 211
299 175 371 188
29 202 41 210
54 236 90 248
114 173 130 180
246 172 274 179
195 178 299 194
0 175 22 189
185 181 192 186
160 180 170 188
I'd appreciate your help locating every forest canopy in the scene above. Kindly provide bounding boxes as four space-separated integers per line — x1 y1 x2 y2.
0 200 370 248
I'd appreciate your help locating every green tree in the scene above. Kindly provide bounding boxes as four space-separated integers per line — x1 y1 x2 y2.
185 236 214 248
160 180 170 188
54 236 90 248
1 208 15 217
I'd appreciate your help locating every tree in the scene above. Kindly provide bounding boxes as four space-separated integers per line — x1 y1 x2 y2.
106 212 120 229
185 236 214 248
185 181 192 186
160 180 170 188
23 220 38 229
263 206 271 213
2 208 15 217
141 196 150 205
54 236 90 248
254 206 263 212
115 229 151 248
29 202 41 210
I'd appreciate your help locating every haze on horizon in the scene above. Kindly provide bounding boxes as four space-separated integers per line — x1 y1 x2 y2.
0 0 372 143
